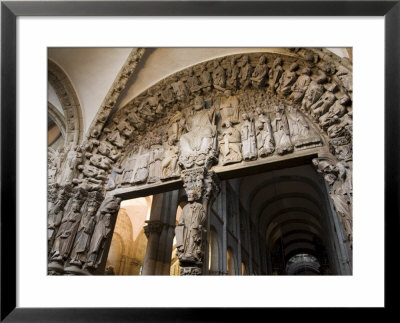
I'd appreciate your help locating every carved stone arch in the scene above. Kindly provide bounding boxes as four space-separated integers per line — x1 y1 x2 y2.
49 48 352 275
48 59 83 146
48 102 66 142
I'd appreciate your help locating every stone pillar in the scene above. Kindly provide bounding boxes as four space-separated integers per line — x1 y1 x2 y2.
142 220 163 275
175 168 220 275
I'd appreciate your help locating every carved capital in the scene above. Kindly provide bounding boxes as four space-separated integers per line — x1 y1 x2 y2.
180 267 202 275
144 220 164 238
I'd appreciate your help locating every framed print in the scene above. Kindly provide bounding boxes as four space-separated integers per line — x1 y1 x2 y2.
1 0 398 321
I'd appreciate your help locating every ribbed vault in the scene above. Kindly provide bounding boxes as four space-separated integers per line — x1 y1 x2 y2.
239 164 332 274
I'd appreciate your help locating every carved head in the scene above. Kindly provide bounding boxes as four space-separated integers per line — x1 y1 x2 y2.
289 62 299 72
242 113 249 121
193 96 204 110
87 206 96 216
72 201 81 212
258 56 266 64
255 107 263 115
340 96 351 105
273 57 282 67
225 120 232 128
301 67 311 75
312 158 319 168
168 138 175 146
324 173 337 186
104 213 112 227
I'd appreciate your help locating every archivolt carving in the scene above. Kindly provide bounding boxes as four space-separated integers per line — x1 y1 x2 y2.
48 60 83 146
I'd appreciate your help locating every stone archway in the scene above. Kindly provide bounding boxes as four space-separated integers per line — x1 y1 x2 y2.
47 48 352 276
48 59 83 147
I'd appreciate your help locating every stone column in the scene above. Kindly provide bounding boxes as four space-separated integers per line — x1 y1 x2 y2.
175 167 220 275
142 220 164 275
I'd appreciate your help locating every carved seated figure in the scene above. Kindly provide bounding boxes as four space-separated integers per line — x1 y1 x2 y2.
218 121 242 165
179 96 217 169
319 96 350 130
161 138 180 180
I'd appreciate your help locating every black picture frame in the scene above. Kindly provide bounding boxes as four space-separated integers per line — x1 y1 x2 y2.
1 1 398 321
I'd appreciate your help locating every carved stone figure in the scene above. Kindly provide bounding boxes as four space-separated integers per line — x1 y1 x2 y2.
199 64 212 93
219 91 240 125
171 76 189 102
179 96 217 169
226 57 239 90
73 177 103 192
98 141 121 161
48 148 65 183
84 213 113 269
161 138 180 180
98 196 122 218
212 61 226 91
78 164 107 181
312 158 352 243
269 57 284 93
319 96 350 130
114 117 134 140
160 80 175 104
310 90 336 120
218 121 242 165
90 153 113 170
138 95 158 122
327 112 353 139
186 68 201 94
251 55 268 89
131 149 150 184
277 62 298 96
240 113 257 161
330 139 352 162
271 105 293 155
148 144 163 183
48 186 71 252
255 108 275 157
336 66 352 99
289 67 311 103
175 186 207 266
286 105 321 148
105 166 124 191
238 55 253 89
167 111 185 143
301 79 325 113
127 107 146 131
50 198 83 262
61 145 83 184
69 202 98 267
105 124 125 148
118 153 136 186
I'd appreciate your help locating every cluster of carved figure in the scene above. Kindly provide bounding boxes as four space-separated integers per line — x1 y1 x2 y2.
47 49 353 274
312 157 353 246
47 186 121 274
